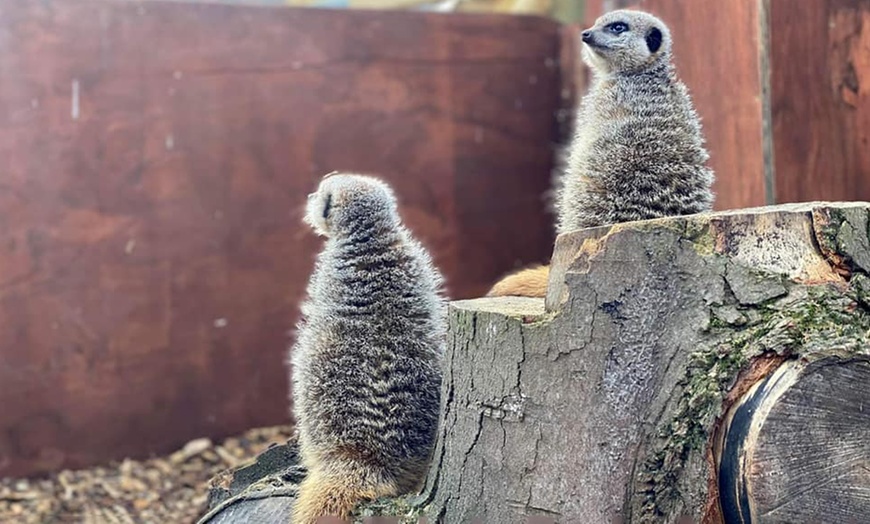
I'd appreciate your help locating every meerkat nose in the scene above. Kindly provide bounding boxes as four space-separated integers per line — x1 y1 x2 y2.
581 30 593 43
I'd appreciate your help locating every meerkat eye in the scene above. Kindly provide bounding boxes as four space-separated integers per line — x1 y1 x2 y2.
608 22 629 34
322 193 332 219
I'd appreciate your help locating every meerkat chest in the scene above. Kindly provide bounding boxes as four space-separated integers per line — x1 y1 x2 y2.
572 86 612 157
595 78 671 139
573 81 629 160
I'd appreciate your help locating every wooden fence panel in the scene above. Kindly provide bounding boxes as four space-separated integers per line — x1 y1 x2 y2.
769 0 870 203
0 1 565 477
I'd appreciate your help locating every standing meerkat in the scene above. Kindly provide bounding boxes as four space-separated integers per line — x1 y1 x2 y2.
289 173 445 524
488 9 715 298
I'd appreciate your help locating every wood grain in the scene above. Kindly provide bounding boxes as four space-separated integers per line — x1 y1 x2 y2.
717 355 870 523
0 1 564 477
769 0 870 203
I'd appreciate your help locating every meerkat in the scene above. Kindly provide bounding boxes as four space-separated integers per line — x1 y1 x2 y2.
488 9 715 298
289 172 445 524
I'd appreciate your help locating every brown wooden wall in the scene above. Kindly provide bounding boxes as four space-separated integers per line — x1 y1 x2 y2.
768 0 870 203
583 0 870 208
0 1 565 477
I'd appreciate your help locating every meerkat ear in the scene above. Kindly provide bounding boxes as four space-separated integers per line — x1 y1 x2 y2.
322 193 332 219
646 27 663 53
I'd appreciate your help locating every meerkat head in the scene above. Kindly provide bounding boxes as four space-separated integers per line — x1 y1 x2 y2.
580 9 671 74
304 172 400 237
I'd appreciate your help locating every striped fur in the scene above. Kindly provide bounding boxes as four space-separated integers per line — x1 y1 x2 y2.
290 173 445 523
556 9 715 233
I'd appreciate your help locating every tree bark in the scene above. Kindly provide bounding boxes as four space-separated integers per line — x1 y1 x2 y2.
198 438 305 524
419 202 870 523
200 202 870 523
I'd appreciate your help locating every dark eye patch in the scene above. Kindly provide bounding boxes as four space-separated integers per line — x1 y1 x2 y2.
322 193 332 219
607 22 629 34
646 27 663 53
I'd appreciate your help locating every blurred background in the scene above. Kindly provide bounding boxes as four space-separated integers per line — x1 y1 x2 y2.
0 0 868 521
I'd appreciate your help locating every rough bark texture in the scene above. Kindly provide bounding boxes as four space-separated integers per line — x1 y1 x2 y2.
201 202 870 523
198 436 421 524
419 202 870 523
199 438 305 524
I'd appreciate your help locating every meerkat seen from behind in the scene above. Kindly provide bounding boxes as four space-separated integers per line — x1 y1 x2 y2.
290 173 445 524
488 9 715 298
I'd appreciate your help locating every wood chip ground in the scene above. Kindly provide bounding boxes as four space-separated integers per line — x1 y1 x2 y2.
0 425 295 524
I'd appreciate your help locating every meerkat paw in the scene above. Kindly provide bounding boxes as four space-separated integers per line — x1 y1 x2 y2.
486 265 550 298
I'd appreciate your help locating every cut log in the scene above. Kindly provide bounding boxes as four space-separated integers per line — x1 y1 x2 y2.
716 355 870 523
201 202 870 523
419 202 870 523
198 437 420 524
198 437 305 524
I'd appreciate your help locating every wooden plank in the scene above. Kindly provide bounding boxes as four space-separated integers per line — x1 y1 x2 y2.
0 1 564 477
768 0 870 203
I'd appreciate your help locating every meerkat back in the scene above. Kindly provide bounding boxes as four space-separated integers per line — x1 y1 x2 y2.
289 173 445 524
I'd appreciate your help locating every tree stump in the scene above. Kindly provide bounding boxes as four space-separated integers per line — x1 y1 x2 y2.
201 202 870 523
419 202 870 523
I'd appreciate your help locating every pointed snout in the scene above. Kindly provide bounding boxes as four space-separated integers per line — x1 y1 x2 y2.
581 30 593 43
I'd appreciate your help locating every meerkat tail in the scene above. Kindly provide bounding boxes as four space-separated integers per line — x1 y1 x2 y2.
486 265 550 298
292 465 391 524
